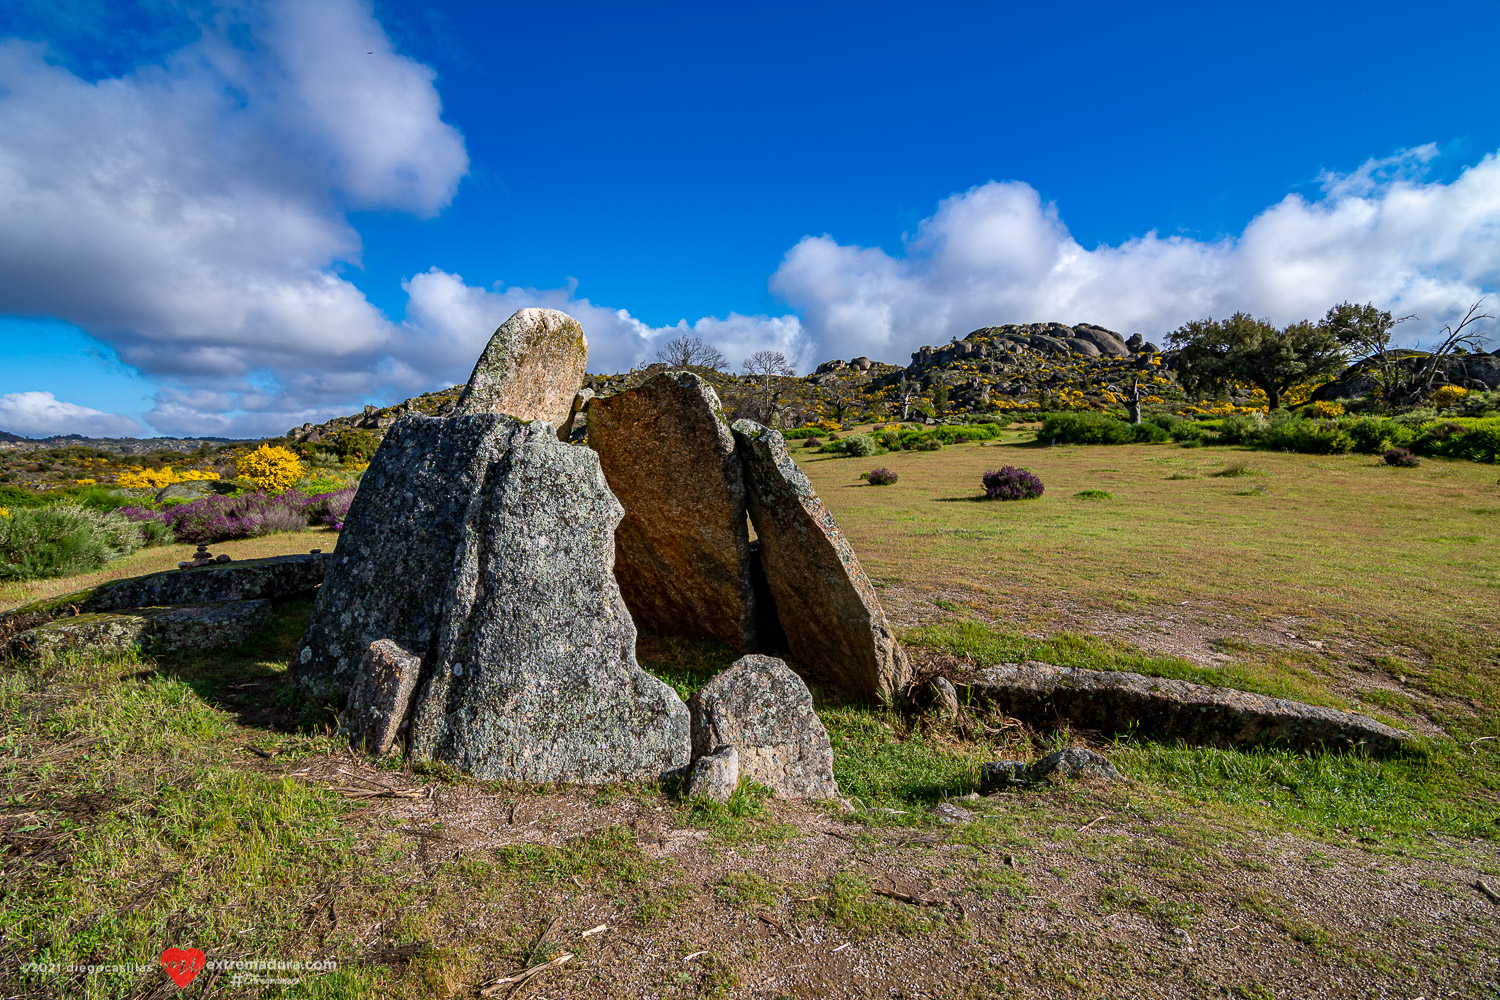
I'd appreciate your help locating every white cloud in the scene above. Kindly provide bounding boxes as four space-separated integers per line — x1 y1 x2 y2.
770 146 1500 364
0 0 467 432
397 268 810 385
0 391 145 438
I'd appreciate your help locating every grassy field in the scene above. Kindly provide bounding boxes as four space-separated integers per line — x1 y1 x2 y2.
2 434 1498 998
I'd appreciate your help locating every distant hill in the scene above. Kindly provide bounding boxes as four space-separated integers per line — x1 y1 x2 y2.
0 433 243 455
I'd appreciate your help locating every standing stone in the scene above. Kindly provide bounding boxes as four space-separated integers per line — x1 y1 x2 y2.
685 745 740 802
294 413 689 783
341 640 422 756
588 372 757 650
687 654 839 799
452 308 588 430
731 422 912 703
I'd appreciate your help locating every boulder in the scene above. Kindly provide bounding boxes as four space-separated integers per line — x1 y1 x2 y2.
685 745 740 802
850 356 873 371
452 308 588 430
1072 325 1131 357
731 422 911 703
295 413 690 784
341 640 422 756
687 653 839 799
1125 333 1145 352
1030 747 1120 782
955 661 1411 755
978 760 1030 793
6 600 271 661
588 372 758 650
1063 338 1101 357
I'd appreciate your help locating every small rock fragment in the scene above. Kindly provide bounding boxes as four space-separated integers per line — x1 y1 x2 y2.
933 801 975 824
1030 747 1121 782
931 677 960 720
685 745 740 802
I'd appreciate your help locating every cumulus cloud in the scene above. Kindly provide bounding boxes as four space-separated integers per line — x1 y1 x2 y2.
398 269 810 385
771 145 1500 363
0 391 146 438
0 0 466 431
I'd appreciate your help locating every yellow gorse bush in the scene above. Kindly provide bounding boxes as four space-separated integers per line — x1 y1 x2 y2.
236 444 304 492
1302 400 1345 419
1431 385 1469 409
116 468 220 489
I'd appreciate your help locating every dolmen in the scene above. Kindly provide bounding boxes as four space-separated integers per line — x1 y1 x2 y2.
296 308 905 792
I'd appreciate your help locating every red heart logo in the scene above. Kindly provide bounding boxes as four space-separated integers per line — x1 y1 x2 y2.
160 948 205 988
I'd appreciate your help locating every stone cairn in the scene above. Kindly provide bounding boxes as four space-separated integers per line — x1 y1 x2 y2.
294 309 910 798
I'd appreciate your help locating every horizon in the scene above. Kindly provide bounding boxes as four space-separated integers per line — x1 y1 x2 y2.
2 0 1498 439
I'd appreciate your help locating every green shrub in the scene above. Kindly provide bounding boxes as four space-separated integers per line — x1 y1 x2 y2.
1040 411 1136 444
0 504 148 581
913 438 943 451
842 434 878 457
1130 422 1172 443
782 428 820 439
1169 422 1210 443
1216 412 1268 445
1258 417 1354 455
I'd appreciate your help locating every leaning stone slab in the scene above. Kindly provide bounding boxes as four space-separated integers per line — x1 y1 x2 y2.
452 308 588 430
295 413 690 784
341 640 422 756
731 421 911 703
955 662 1412 755
687 654 839 799
5 600 271 661
589 372 757 649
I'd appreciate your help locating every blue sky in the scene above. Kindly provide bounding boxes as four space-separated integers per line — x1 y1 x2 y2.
1 0 1498 438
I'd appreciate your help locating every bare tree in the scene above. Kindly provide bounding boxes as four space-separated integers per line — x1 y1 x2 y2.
654 334 727 371
741 350 797 390
1326 299 1491 407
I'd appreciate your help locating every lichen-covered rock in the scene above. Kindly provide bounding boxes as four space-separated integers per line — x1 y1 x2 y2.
687 654 839 799
957 661 1411 755
588 372 757 649
5 600 270 660
978 760 1030 793
56 554 325 615
731 421 911 703
685 745 739 802
341 640 422 756
1029 747 1121 782
295 413 690 784
452 308 588 429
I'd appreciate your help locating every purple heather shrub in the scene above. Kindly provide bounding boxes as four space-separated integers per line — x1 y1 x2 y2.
118 489 354 543
1383 447 1420 468
982 466 1044 501
866 467 899 486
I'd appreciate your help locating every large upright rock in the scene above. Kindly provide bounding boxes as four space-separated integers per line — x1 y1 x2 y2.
588 372 757 649
453 308 588 429
294 413 689 783
731 421 911 703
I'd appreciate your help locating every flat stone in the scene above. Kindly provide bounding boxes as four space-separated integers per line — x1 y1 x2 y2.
589 372 757 649
731 421 911 703
978 760 1030 793
956 662 1412 755
296 413 690 784
687 653 839 799
341 640 422 756
1 555 328 625
452 308 588 430
5 600 270 660
685 745 739 802
933 801 975 823
1030 747 1120 782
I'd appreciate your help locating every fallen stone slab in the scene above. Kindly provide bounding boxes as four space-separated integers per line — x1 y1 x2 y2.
0 555 328 639
589 372 758 650
452 308 588 430
341 640 422 757
5 600 271 661
685 745 739 802
955 661 1412 755
1030 747 1121 782
732 420 911 703
296 413 690 784
977 760 1030 793
687 654 839 799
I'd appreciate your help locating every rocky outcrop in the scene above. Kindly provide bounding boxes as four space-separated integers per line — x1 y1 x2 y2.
5 600 271 661
588 372 758 650
687 654 839 799
453 308 588 430
732 421 911 703
955 662 1411 755
295 413 690 783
